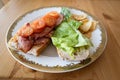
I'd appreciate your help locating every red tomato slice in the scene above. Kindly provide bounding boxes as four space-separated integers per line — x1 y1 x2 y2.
43 11 60 27
17 11 60 36
31 19 46 33
43 15 57 27
17 23 33 37
48 11 60 19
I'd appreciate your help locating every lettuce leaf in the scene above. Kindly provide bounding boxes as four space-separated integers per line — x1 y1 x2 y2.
61 7 71 21
52 22 78 56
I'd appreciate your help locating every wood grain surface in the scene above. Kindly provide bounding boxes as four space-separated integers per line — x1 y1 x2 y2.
0 0 120 80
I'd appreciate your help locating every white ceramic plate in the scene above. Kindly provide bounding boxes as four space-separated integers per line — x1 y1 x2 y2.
6 7 107 73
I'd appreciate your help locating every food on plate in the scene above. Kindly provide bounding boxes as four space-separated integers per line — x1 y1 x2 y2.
72 14 87 21
8 7 98 61
8 11 63 56
51 8 97 61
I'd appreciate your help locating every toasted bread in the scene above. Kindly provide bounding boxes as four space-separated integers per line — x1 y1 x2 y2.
8 34 50 56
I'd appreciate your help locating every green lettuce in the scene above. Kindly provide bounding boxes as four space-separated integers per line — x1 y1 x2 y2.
51 7 92 58
61 7 71 21
52 22 78 56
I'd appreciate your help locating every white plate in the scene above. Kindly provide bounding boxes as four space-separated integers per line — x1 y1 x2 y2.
6 7 107 73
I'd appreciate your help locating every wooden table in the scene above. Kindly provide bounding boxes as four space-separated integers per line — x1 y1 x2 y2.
0 0 120 80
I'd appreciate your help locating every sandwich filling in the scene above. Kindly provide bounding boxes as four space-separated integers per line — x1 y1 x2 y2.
16 11 63 53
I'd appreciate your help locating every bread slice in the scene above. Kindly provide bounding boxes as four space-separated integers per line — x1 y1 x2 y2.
27 42 50 56
8 34 50 56
57 48 89 61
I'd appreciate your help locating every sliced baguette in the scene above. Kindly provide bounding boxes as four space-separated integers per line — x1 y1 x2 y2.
8 34 50 56
57 48 89 61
